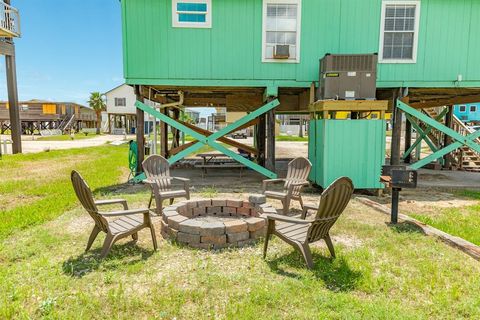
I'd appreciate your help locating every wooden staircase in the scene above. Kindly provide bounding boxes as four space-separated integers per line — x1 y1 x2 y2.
422 107 480 172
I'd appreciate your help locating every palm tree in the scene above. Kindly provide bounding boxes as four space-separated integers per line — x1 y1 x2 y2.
88 92 106 134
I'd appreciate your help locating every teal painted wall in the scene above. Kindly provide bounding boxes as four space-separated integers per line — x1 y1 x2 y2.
308 119 386 189
122 0 480 88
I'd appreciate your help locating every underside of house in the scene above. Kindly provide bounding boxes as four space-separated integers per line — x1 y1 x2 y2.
122 0 480 183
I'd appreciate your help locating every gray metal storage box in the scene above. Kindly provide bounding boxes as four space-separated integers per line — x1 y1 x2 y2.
318 54 378 100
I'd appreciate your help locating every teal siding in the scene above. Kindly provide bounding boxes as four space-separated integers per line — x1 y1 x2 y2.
308 119 386 189
122 0 480 88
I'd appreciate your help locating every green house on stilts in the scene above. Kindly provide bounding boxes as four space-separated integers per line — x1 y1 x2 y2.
120 0 480 187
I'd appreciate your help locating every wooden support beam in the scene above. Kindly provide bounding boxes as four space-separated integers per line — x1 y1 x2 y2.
169 140 198 156
171 108 180 150
256 114 266 167
391 92 402 165
309 100 389 113
178 120 259 156
407 94 480 109
266 106 276 172
404 118 412 163
443 106 454 169
6 45 21 153
160 107 168 157
135 86 145 174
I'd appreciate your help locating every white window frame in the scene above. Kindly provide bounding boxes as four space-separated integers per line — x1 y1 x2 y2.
459 105 467 113
379 0 421 64
172 0 212 29
471 105 477 113
262 0 302 64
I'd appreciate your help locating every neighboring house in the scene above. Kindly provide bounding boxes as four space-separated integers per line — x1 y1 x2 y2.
454 103 480 124
105 84 202 134
0 100 96 134
105 84 138 134
277 114 309 136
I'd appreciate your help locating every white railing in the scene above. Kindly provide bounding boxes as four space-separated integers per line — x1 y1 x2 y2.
452 115 480 144
0 1 20 37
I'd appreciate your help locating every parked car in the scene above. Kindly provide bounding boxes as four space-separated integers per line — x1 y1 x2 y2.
230 132 247 139
230 130 248 139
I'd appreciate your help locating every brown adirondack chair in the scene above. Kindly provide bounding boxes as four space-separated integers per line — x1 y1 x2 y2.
71 170 158 259
263 177 354 269
262 157 312 214
142 155 190 215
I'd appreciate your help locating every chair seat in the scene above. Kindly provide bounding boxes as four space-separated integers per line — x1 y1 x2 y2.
276 221 310 243
158 189 187 198
264 190 287 199
109 214 145 235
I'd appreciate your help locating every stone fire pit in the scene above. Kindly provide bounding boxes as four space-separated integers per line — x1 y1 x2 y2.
160 197 277 249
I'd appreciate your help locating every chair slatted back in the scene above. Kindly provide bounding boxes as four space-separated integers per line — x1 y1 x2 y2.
284 157 312 197
142 155 172 191
71 170 108 232
307 177 354 243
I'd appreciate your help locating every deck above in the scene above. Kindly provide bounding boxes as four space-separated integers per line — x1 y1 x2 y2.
0 1 20 38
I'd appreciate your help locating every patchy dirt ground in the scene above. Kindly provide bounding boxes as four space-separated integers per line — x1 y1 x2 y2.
366 189 479 217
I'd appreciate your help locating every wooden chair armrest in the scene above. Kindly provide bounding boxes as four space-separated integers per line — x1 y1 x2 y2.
99 208 151 217
172 176 190 182
95 199 128 210
143 177 175 183
262 179 285 192
289 181 310 187
265 213 312 225
301 203 318 219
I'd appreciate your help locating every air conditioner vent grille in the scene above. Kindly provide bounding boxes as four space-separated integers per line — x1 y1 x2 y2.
329 55 376 72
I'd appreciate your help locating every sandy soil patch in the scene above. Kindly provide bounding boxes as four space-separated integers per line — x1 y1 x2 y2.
0 194 42 211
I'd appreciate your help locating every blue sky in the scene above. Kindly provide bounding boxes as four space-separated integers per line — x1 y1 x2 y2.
0 0 124 104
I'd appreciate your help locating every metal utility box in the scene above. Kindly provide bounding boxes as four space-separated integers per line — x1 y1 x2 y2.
318 54 378 100
308 100 388 189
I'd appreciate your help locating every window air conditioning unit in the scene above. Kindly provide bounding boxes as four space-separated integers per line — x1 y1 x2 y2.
317 53 378 100
274 45 290 59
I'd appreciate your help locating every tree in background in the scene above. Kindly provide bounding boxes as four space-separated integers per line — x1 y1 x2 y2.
88 92 106 134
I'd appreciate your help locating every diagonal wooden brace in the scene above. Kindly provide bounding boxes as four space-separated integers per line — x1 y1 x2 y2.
135 99 280 178
398 101 480 153
397 100 480 170
404 114 439 154
402 108 448 159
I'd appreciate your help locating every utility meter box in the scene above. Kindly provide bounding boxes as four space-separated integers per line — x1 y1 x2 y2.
318 54 378 100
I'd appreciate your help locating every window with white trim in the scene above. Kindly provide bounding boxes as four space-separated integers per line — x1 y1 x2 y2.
471 105 477 113
459 105 466 112
172 0 211 28
379 1 420 63
262 0 301 63
114 98 126 107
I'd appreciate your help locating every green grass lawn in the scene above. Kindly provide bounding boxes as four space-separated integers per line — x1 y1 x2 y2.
36 133 99 141
411 190 480 246
0 145 128 239
1 147 480 318
276 135 308 142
